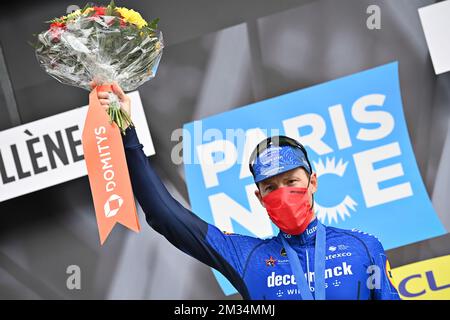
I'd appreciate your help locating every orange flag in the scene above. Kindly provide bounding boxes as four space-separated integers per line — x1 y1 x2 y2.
82 85 140 245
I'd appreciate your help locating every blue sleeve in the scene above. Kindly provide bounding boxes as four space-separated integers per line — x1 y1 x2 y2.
121 126 258 296
368 238 401 300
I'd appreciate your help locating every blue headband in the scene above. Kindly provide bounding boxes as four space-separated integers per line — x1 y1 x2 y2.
251 145 312 183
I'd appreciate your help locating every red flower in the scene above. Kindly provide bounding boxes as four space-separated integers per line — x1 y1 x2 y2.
50 21 66 29
92 6 106 16
49 21 66 43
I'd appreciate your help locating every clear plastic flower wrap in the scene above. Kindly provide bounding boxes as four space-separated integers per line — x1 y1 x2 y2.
34 2 164 132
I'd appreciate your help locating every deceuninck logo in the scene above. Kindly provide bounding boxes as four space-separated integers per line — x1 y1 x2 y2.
267 261 354 288
182 62 445 295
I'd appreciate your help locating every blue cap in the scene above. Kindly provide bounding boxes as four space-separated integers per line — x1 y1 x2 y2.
251 144 311 183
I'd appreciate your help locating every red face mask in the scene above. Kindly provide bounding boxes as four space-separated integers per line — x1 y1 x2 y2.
262 187 314 235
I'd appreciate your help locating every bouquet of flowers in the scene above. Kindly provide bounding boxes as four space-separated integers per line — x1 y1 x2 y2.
34 0 163 133
33 1 163 244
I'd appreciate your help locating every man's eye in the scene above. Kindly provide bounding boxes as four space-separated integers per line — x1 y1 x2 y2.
265 186 274 192
288 179 297 184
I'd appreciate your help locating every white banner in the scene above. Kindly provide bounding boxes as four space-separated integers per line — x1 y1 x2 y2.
419 0 450 75
0 91 154 203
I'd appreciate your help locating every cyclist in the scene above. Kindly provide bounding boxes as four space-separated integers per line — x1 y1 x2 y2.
93 82 401 300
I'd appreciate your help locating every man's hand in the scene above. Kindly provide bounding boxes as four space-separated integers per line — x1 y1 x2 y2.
89 81 131 117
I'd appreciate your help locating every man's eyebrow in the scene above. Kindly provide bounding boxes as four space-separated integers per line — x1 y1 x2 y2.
284 173 303 180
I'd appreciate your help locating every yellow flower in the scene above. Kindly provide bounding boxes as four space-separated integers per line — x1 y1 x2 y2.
66 9 81 20
116 7 148 29
83 7 94 15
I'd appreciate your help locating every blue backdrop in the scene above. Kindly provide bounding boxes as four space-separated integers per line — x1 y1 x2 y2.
183 62 446 295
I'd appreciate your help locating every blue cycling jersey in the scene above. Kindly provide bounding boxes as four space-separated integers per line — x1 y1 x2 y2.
122 127 401 300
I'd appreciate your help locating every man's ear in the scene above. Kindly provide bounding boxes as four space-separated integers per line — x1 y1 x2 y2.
309 172 318 194
255 189 265 208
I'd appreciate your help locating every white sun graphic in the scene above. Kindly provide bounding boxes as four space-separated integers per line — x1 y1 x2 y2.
312 157 358 224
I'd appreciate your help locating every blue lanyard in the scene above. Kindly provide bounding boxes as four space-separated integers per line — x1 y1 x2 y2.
280 222 326 300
